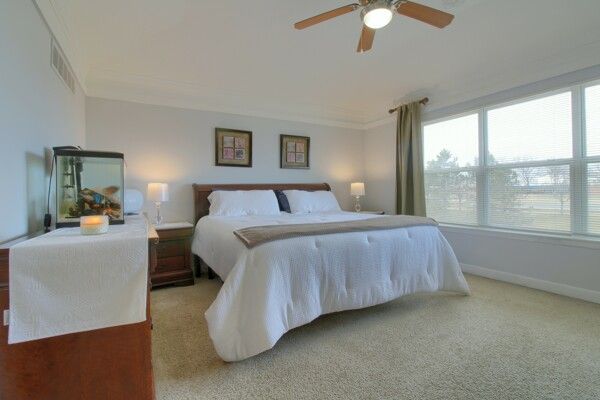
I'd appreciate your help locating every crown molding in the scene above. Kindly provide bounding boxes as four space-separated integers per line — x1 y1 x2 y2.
34 0 88 93
86 69 374 130
363 116 395 130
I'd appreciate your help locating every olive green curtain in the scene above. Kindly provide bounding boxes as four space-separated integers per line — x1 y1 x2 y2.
395 101 426 216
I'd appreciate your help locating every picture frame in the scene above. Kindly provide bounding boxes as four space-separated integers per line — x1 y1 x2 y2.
215 128 252 167
280 134 310 169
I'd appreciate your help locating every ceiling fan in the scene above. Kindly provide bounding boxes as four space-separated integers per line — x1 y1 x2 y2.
294 0 454 53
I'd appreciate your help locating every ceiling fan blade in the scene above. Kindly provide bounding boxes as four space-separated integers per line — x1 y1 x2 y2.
294 4 360 30
396 1 454 28
357 25 375 53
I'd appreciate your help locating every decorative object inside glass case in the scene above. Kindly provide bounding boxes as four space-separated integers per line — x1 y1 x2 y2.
54 149 125 227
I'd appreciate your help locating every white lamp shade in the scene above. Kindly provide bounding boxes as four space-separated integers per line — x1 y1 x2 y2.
147 183 169 202
351 182 365 197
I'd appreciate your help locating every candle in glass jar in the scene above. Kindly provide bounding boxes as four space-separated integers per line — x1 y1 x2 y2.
80 215 109 235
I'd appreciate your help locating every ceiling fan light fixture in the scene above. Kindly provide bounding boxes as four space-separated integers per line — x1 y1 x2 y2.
294 0 455 53
361 1 393 29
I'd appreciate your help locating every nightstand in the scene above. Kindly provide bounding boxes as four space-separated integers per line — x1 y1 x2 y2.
356 211 385 215
152 222 194 288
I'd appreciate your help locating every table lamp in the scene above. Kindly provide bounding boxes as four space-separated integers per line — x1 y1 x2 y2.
147 183 169 225
350 182 365 212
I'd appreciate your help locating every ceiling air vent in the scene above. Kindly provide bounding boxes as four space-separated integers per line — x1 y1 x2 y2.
51 38 75 93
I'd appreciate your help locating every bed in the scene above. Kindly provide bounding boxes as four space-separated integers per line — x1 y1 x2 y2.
191 183 470 362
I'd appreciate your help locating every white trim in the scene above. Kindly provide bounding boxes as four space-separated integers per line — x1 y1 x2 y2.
440 224 600 250
572 85 586 234
582 78 600 91
461 263 600 305
478 110 488 225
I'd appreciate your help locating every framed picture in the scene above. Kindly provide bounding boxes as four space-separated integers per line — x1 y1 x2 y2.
215 128 252 167
280 134 310 169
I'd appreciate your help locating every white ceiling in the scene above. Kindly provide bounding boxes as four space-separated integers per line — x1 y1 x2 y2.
46 0 600 127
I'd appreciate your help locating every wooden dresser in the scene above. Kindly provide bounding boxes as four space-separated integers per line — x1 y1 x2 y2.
0 227 158 400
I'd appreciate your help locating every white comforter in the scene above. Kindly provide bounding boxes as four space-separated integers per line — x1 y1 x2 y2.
193 212 470 361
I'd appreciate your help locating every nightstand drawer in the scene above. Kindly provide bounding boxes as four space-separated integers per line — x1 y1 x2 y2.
156 241 185 258
156 255 186 272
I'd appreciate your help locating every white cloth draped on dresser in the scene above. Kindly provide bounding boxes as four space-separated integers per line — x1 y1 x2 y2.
8 216 148 344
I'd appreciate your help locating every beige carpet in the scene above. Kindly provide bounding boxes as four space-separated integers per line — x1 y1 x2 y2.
151 274 600 400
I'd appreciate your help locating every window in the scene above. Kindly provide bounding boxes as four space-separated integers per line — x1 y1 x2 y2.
423 81 600 237
486 92 572 232
424 114 478 225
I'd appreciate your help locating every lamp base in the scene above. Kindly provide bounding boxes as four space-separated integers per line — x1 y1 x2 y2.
154 202 163 225
354 196 362 212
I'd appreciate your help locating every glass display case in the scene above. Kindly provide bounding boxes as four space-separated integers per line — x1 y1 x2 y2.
54 149 125 228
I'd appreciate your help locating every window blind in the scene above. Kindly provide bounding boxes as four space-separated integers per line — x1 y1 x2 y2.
423 114 478 225
487 92 572 164
487 165 571 232
485 92 572 232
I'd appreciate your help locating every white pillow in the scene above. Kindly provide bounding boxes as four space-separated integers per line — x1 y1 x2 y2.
283 190 342 214
208 190 280 216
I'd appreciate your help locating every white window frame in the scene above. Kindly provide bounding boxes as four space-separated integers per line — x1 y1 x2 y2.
423 78 600 239
581 79 600 234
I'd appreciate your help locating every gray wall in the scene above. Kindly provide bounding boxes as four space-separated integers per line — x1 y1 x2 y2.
363 121 397 214
85 97 365 223
0 0 86 242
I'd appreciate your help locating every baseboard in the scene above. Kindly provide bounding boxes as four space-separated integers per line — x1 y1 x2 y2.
460 263 600 304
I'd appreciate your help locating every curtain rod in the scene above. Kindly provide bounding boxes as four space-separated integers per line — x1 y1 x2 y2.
388 97 429 114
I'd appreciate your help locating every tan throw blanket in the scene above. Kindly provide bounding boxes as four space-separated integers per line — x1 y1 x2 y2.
233 215 438 249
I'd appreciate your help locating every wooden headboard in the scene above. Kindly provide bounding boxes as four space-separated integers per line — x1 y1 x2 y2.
192 183 331 223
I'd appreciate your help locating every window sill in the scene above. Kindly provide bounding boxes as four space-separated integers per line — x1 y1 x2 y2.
438 223 600 250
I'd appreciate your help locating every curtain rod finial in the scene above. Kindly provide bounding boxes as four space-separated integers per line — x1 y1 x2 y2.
389 97 429 114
